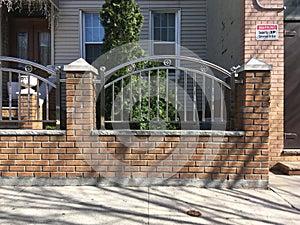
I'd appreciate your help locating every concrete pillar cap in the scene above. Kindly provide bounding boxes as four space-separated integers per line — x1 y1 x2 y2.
64 58 98 75
237 58 272 72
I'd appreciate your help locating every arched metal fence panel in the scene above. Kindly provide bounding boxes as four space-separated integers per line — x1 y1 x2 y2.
0 56 61 129
97 55 234 130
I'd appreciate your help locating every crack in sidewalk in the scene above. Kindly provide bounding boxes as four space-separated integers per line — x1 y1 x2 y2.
269 187 300 212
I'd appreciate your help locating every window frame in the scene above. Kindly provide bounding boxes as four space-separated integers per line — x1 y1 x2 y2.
80 10 104 61
149 9 181 56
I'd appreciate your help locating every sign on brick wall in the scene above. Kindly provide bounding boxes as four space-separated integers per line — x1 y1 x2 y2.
256 24 279 40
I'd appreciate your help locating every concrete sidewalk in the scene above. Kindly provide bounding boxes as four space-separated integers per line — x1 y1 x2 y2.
269 172 300 211
0 175 299 225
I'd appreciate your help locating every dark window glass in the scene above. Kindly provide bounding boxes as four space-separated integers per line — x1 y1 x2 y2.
86 44 103 64
153 12 176 42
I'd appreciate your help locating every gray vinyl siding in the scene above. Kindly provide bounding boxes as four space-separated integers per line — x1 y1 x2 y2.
54 0 84 66
179 1 207 58
55 0 207 66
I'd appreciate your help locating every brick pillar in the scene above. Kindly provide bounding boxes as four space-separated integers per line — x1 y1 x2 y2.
237 58 271 180
19 93 42 129
63 58 99 178
64 58 98 139
239 59 271 133
244 0 284 167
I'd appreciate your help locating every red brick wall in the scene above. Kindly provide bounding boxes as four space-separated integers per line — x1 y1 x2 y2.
0 135 268 181
244 0 285 166
0 68 271 188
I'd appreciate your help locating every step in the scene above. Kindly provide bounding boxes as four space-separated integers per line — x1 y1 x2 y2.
281 149 300 156
275 162 300 175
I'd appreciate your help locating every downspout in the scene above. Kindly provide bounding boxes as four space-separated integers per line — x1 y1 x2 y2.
255 0 285 11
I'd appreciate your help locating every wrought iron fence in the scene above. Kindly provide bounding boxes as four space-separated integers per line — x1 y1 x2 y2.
97 55 234 130
0 56 62 129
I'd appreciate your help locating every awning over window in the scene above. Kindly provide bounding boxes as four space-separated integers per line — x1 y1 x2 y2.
49 0 59 10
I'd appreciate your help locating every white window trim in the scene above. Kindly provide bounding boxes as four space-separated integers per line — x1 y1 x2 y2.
80 9 104 59
79 10 84 58
149 9 181 56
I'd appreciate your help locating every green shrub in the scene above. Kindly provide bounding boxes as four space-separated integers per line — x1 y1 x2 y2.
99 0 180 130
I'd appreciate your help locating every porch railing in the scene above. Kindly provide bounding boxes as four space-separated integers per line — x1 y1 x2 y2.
97 55 234 130
0 56 62 129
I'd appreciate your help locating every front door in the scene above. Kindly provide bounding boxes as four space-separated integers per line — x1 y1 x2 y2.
10 18 51 66
284 21 300 148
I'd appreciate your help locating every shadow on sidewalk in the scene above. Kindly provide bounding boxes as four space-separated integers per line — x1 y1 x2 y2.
0 185 299 225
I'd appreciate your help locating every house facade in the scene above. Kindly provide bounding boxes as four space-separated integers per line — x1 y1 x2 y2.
0 0 298 186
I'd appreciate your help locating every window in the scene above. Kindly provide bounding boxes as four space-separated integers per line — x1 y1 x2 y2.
151 10 180 56
82 12 105 64
17 32 28 59
39 32 51 66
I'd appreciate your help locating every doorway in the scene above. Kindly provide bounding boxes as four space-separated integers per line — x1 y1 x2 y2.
284 21 300 148
10 18 51 66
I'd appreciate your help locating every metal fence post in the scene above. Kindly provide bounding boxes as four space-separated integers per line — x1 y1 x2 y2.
55 66 62 129
100 66 106 130
230 66 240 130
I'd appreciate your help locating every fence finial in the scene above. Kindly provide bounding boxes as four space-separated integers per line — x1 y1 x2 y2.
230 65 241 78
100 66 106 73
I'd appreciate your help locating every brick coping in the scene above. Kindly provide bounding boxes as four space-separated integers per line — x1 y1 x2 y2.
92 130 245 137
0 129 245 137
0 129 244 137
0 130 66 136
